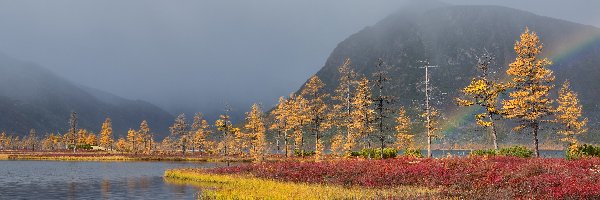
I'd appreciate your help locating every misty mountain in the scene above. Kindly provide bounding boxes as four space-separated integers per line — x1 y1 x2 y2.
307 3 600 144
0 53 173 138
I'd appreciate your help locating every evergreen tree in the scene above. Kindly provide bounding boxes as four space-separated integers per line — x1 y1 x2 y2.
502 28 555 157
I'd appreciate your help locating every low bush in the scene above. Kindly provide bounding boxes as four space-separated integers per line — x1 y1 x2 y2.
470 149 497 156
402 148 423 158
498 146 533 158
293 149 315 157
67 144 93 150
566 144 600 160
470 146 533 158
351 148 398 159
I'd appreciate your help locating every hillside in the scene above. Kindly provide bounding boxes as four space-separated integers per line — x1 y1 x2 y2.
0 53 173 138
305 3 600 145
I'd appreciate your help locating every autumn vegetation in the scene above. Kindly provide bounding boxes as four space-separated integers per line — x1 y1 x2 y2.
0 28 595 163
0 27 598 198
156 28 600 198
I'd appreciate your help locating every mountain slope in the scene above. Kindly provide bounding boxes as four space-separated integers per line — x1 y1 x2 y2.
307 3 600 144
0 53 173 138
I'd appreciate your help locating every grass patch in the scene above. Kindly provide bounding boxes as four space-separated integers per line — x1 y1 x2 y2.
164 169 439 199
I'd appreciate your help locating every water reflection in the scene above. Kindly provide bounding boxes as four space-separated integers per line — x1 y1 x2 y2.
0 161 223 199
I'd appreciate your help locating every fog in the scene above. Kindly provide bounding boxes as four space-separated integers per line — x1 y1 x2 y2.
0 0 598 119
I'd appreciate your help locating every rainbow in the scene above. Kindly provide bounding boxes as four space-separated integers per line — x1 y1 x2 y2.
437 27 600 136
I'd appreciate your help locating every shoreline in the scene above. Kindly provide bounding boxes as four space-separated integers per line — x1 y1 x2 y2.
0 151 254 162
164 169 439 199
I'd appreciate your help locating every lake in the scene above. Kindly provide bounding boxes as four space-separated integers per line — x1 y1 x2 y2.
0 160 227 200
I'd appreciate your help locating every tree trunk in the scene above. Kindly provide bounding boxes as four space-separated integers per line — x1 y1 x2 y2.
380 137 384 159
300 135 304 158
284 132 289 157
533 122 540 158
427 135 432 158
488 114 499 150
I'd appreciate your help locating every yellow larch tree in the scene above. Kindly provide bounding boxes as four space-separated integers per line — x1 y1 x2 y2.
138 120 152 154
115 137 127 152
42 133 56 151
456 55 506 149
421 106 440 158
191 113 211 154
502 28 555 157
395 106 414 150
76 129 88 146
0 132 6 150
346 77 375 157
270 96 293 157
127 129 137 153
555 80 587 147
330 58 357 155
244 103 268 162
287 94 310 157
329 132 344 157
86 133 97 146
169 114 189 157
300 75 330 161
216 109 236 164
99 118 114 151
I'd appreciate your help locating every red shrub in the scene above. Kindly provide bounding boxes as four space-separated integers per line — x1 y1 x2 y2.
204 157 600 199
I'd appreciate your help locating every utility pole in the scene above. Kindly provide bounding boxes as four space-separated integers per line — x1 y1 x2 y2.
419 62 438 158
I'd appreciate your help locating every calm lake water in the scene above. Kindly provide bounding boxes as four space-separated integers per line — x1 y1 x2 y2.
0 161 227 200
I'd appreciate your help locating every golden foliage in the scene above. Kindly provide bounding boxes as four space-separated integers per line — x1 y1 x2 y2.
346 78 375 155
99 118 114 150
127 129 137 152
329 132 344 157
556 80 587 145
245 103 268 162
270 96 293 157
191 113 211 154
502 27 555 127
395 107 414 149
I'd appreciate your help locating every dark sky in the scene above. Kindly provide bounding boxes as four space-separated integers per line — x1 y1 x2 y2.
0 0 598 117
